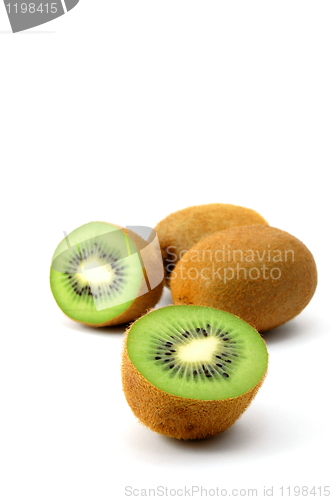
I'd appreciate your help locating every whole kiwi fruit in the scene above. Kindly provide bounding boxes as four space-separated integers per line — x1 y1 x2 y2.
154 203 268 285
50 221 164 326
170 225 317 332
122 305 268 440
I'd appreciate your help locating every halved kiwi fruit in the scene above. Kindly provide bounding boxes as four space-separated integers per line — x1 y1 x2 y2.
154 203 268 286
50 221 164 326
122 305 268 440
170 225 317 332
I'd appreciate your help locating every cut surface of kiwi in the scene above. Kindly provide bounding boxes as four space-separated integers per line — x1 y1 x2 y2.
122 305 268 439
50 221 164 326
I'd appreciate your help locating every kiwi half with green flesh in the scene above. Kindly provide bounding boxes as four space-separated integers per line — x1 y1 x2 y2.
122 305 268 440
50 221 164 327
154 203 268 286
170 225 317 332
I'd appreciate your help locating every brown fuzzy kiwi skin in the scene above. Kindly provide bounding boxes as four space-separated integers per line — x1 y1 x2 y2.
170 225 317 332
56 223 164 328
154 203 268 286
121 311 268 440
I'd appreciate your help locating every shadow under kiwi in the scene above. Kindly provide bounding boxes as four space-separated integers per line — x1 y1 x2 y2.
60 316 127 336
154 286 173 308
122 403 304 465
260 314 319 346
160 421 256 453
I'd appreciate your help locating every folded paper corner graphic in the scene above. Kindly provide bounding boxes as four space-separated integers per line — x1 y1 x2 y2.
64 0 79 12
4 0 80 33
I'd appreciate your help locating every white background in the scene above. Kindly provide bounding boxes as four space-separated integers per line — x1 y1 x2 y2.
0 2 331 499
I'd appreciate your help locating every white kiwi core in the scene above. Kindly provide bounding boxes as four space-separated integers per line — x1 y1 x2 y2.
77 259 115 285
177 336 220 363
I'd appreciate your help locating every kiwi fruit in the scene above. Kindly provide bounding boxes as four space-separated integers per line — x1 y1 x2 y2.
50 221 164 326
154 203 268 285
122 305 268 440
170 225 317 332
